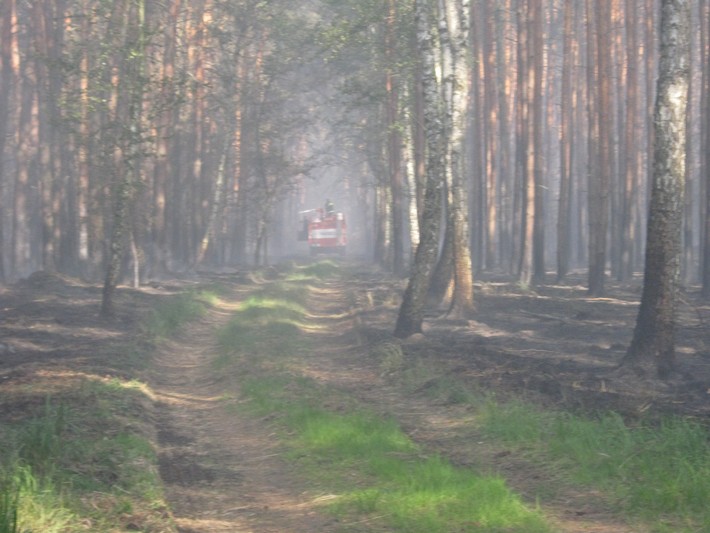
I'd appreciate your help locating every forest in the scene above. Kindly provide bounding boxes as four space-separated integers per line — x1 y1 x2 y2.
1 0 707 291
2 1 710 531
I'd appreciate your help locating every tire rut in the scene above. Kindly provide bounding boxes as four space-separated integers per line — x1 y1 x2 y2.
298 277 646 533
149 272 645 533
149 292 339 533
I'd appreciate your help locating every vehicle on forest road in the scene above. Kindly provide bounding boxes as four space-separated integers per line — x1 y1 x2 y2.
298 207 347 256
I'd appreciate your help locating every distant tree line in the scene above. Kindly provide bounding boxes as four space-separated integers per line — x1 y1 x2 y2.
1 0 708 328
0 0 324 294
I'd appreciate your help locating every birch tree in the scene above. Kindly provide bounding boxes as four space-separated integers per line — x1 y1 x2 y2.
621 0 690 378
395 0 446 337
101 0 149 317
442 0 474 316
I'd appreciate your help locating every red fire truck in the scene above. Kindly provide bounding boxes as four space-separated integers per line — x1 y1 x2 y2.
298 208 347 256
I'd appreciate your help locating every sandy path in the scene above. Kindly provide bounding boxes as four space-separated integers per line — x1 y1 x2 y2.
298 277 645 533
150 292 339 533
149 273 643 533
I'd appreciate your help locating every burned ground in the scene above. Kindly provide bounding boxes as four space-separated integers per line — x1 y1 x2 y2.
0 264 708 532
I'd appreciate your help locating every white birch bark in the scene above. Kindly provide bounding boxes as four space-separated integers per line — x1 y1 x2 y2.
394 0 447 337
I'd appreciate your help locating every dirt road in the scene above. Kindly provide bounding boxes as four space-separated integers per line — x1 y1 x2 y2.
149 271 658 532
151 290 341 532
3 265 706 531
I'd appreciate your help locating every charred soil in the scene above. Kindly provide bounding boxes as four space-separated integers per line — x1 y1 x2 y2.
0 263 708 532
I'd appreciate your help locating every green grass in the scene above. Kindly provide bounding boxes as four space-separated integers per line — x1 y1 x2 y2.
378 345 710 532
143 287 218 338
17 399 67 479
0 383 169 532
237 374 551 532
0 282 230 532
214 266 710 532
216 270 552 532
253 280 311 306
214 294 308 369
0 467 20 533
479 400 710 531
285 260 341 281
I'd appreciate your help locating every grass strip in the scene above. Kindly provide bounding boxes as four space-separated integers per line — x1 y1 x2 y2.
241 375 551 533
143 287 219 338
216 263 552 533
378 336 710 533
479 400 710 532
0 382 168 532
0 285 219 532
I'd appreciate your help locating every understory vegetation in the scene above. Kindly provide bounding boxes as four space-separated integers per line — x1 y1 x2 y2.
479 402 710 532
0 288 219 532
214 263 551 532
2 264 709 532
0 383 167 532
216 262 710 533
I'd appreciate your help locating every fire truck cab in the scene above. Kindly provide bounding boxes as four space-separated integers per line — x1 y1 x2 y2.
298 208 347 256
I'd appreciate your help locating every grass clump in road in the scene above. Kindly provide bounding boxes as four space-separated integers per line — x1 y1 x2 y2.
143 287 219 339
216 270 552 533
479 400 710 532
285 259 341 281
214 295 308 370
238 374 551 533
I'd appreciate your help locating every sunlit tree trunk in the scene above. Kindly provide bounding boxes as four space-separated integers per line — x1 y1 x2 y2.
32 2 53 272
681 3 702 284
468 0 484 273
531 0 545 284
701 0 710 298
428 208 454 306
620 0 640 281
622 0 690 378
445 0 474 316
557 0 575 281
102 0 147 317
386 0 406 275
516 0 534 285
411 27 427 225
13 34 39 279
395 0 446 338
496 0 515 272
0 0 18 280
75 0 91 276
483 0 499 271
195 139 229 266
187 0 210 267
152 0 182 275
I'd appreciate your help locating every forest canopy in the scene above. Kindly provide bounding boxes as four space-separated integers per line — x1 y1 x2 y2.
1 0 709 304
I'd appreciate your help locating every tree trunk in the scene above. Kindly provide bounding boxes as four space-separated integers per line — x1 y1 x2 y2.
446 0 474 317
0 0 18 281
557 0 574 281
622 0 690 378
516 0 534 286
428 203 454 307
386 0 406 276
151 0 182 276
394 0 446 338
620 0 640 282
101 180 131 317
587 0 611 296
101 0 146 318
195 139 229 266
701 0 710 298
531 0 545 285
